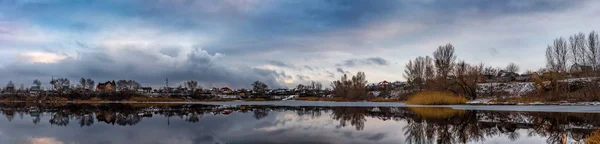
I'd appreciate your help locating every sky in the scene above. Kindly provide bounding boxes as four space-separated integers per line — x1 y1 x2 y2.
1 0 599 89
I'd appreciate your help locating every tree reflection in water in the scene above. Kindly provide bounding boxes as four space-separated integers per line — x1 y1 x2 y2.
0 103 598 144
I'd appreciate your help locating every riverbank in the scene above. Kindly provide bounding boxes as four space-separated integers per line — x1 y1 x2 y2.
466 97 600 105
2 99 600 106
4 101 600 113
0 96 403 103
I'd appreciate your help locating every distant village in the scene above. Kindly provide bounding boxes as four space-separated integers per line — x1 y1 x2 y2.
0 61 595 101
0 77 409 100
0 58 596 102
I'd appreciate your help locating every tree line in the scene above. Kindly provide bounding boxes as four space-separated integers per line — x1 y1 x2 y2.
535 31 600 101
401 30 600 101
403 44 494 100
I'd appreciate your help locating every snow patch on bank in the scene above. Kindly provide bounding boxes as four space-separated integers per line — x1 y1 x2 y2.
477 82 536 96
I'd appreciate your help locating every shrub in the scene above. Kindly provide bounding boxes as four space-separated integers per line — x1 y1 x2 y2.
404 91 467 105
587 129 600 144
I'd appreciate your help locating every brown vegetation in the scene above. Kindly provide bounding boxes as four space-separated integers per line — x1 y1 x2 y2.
331 72 371 101
404 91 467 105
587 129 600 144
404 44 483 100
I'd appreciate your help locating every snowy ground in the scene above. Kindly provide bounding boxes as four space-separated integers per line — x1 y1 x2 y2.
477 82 536 96
466 98 600 106
448 105 600 113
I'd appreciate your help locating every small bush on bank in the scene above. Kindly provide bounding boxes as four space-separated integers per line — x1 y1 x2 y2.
586 129 600 144
404 91 467 105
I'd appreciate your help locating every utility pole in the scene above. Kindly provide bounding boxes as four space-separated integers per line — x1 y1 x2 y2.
164 77 169 97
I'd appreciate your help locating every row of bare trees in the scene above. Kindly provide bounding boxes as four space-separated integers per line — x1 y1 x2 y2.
296 81 324 96
537 31 600 101
546 31 600 72
403 44 521 99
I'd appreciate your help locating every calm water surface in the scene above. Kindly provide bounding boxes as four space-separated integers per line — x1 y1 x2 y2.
0 103 598 144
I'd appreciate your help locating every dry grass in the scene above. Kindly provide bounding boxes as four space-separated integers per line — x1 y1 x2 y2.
587 129 600 144
370 98 401 102
404 91 467 105
409 107 466 119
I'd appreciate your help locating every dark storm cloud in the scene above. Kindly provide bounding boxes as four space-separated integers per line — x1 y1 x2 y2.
197 0 582 55
326 71 335 78
336 68 350 74
303 65 314 71
296 75 311 81
0 48 289 89
338 57 389 67
363 133 386 141
267 60 295 68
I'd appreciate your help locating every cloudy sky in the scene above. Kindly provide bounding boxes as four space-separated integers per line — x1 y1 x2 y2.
1 0 599 89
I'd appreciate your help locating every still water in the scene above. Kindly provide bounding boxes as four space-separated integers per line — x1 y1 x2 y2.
0 103 598 144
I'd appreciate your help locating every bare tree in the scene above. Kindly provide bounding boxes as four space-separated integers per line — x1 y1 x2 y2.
296 84 305 91
569 33 587 65
50 78 70 90
184 80 198 93
128 80 141 90
483 66 498 76
424 56 435 81
452 62 483 100
331 72 369 100
349 72 368 100
33 79 41 88
252 81 268 97
404 57 424 89
79 78 87 89
546 37 569 72
116 80 128 91
505 62 520 73
331 74 348 98
5 81 15 92
86 78 95 90
310 81 323 96
433 43 456 79
482 66 499 96
588 31 599 70
116 80 140 91
404 56 433 90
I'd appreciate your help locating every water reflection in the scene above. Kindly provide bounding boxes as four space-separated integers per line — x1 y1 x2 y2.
0 103 598 144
